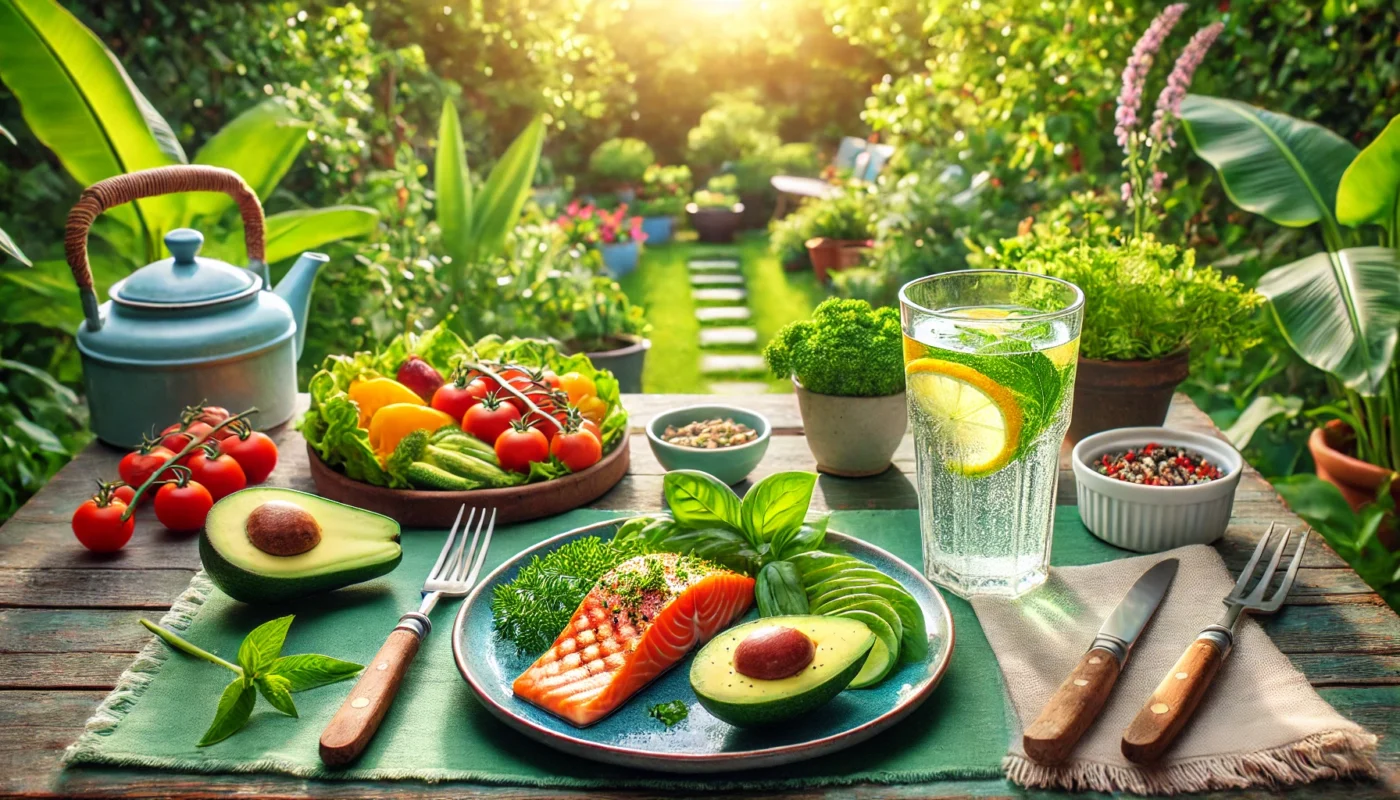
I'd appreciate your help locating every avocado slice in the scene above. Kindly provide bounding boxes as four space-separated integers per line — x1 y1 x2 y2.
833 608 899 688
199 488 402 604
690 616 875 727
808 578 928 661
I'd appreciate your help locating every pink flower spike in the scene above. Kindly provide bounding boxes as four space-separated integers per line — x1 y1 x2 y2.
1114 3 1188 151
1150 21 1225 149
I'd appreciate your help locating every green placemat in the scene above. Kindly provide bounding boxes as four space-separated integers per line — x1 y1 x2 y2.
65 507 1132 789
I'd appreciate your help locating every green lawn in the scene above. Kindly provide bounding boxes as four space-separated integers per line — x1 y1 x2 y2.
619 232 826 393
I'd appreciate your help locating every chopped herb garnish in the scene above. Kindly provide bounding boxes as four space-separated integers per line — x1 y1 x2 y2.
647 699 689 727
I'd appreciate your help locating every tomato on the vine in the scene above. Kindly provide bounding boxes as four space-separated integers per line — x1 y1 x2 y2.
187 443 247 501
551 427 602 472
71 483 135 552
118 443 177 499
463 392 522 446
579 417 602 442
189 405 234 438
161 420 214 455
112 483 137 507
218 425 279 484
558 372 597 405
495 420 550 473
432 378 490 422
154 471 214 532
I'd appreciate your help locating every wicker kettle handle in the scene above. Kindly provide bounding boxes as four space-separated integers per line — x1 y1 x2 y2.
65 165 267 293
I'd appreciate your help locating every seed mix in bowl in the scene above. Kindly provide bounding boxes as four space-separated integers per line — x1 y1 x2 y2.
662 418 758 449
1094 442 1223 486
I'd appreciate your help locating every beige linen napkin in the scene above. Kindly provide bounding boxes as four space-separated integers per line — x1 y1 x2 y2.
971 545 1377 794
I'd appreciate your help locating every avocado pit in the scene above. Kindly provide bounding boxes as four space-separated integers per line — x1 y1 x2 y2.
245 500 322 556
733 625 815 680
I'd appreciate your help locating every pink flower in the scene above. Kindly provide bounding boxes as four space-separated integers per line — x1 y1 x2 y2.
1151 170 1168 192
1121 182 1133 205
580 205 594 220
1151 22 1225 148
566 200 580 216
1115 3 1187 150
601 228 616 244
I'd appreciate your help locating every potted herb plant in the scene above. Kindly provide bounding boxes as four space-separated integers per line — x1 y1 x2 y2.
555 201 648 277
564 276 653 394
687 175 745 244
588 137 654 203
764 298 907 476
635 164 691 245
769 185 875 279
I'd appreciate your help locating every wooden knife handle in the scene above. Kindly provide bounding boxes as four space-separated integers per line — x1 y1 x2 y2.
1022 646 1122 764
1121 637 1227 763
319 628 422 767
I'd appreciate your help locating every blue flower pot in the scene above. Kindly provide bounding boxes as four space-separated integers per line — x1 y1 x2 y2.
640 216 674 245
601 241 640 277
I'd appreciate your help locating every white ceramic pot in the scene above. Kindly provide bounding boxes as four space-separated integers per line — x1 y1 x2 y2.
793 379 907 477
1071 426 1244 552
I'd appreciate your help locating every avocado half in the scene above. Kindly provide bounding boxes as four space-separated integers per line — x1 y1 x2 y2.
690 615 875 727
199 487 402 604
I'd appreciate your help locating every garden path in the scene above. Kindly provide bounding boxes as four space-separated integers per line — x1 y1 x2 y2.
690 253 768 393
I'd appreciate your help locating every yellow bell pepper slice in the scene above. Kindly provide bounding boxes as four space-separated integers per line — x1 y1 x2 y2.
349 377 424 428
368 403 454 458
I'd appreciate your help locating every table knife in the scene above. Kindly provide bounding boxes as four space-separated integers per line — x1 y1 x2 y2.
1022 558 1179 764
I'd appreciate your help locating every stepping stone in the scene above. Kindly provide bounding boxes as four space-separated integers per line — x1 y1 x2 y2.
688 259 740 271
693 288 747 303
699 327 758 348
696 306 751 324
709 380 772 395
691 273 745 285
701 354 768 375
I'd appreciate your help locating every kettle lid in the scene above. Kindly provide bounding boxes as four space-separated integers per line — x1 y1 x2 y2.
114 228 258 306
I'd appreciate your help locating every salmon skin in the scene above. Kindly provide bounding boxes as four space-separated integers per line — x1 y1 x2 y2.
511 552 755 727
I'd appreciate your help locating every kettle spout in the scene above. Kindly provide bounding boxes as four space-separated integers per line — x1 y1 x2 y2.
272 252 328 362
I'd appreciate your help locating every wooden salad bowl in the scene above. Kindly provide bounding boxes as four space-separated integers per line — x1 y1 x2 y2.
305 439 630 527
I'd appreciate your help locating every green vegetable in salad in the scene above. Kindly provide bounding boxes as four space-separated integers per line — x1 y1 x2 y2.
763 298 905 397
140 615 361 746
647 699 690 727
756 561 809 617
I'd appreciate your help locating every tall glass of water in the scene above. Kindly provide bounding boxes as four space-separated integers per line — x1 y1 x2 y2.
898 270 1084 598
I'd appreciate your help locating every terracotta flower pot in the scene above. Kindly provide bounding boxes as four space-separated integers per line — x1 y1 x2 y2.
1066 350 1190 444
793 379 907 477
1309 421 1400 550
805 237 870 283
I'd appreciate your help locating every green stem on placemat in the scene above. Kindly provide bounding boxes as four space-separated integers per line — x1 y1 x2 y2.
140 619 243 676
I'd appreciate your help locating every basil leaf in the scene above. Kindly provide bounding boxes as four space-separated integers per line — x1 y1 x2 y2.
780 515 830 560
740 472 817 546
663 470 743 532
266 653 363 692
197 678 256 746
613 516 658 545
254 673 298 717
237 615 294 675
638 523 760 575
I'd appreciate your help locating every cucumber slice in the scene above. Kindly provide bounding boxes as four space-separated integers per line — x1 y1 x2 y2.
832 608 898 688
811 594 904 644
796 557 866 587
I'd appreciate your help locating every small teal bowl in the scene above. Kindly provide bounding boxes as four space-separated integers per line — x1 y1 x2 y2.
646 404 771 485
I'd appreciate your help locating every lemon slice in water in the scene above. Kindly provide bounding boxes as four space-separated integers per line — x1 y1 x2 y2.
906 357 1023 477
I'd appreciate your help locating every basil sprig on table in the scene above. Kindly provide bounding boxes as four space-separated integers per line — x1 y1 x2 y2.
140 615 362 746
615 470 829 615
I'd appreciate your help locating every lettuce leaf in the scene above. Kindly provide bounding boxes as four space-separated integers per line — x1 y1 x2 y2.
298 370 392 486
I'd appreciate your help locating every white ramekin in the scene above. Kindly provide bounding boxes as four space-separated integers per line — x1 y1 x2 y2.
1071 426 1244 552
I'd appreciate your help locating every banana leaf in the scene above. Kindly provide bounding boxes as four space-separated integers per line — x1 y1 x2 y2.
471 115 545 262
1337 114 1400 241
435 99 474 268
0 0 186 255
187 100 311 224
1180 94 1357 241
1256 247 1400 395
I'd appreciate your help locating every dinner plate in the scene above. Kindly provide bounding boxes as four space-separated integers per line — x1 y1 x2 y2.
451 517 955 773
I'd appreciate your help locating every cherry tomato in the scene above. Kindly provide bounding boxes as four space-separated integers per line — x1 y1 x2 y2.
191 406 234 438
431 378 490 422
187 445 247 501
463 393 522 446
218 429 279 484
495 421 550 473
579 417 602 441
577 394 608 424
118 445 177 498
112 483 137 507
72 496 134 552
550 428 602 472
500 374 539 414
537 369 561 390
526 409 568 443
161 421 214 455
558 372 597 404
154 479 214 532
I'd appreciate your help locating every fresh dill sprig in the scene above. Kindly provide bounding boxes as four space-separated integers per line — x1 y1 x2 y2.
491 535 648 654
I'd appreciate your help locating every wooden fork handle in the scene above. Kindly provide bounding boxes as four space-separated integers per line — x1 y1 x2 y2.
319 627 422 767
1122 635 1228 763
1023 646 1122 764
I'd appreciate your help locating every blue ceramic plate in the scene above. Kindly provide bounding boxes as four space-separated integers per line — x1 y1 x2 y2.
451 517 955 773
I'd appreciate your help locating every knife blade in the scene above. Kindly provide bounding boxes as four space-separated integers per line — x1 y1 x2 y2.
1022 558 1179 764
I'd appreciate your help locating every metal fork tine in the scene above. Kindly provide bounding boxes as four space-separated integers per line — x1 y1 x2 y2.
427 505 467 582
464 508 497 588
1244 527 1291 604
1230 522 1276 599
443 507 479 582
452 507 487 584
1264 530 1309 610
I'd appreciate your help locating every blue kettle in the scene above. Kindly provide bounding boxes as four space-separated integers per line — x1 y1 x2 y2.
67 166 326 447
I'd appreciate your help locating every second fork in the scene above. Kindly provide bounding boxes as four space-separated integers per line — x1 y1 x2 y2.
1121 522 1308 763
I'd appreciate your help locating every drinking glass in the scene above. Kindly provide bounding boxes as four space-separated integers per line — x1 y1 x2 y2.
898 270 1084 598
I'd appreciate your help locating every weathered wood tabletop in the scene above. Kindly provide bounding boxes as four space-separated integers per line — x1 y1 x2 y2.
2 393 1397 799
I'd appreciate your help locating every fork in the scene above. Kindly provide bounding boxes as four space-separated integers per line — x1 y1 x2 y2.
1121 522 1308 763
319 505 495 767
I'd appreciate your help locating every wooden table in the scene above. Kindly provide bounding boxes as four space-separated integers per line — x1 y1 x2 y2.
2 393 1397 799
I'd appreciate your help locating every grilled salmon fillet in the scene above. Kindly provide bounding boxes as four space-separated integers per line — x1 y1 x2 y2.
512 552 754 726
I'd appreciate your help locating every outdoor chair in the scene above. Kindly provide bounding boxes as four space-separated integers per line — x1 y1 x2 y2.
770 136 894 218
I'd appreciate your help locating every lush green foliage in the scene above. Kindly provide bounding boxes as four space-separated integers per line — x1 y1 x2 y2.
588 138 655 185
1273 475 1400 611
634 164 691 217
764 298 904 397
692 175 741 209
769 186 877 265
